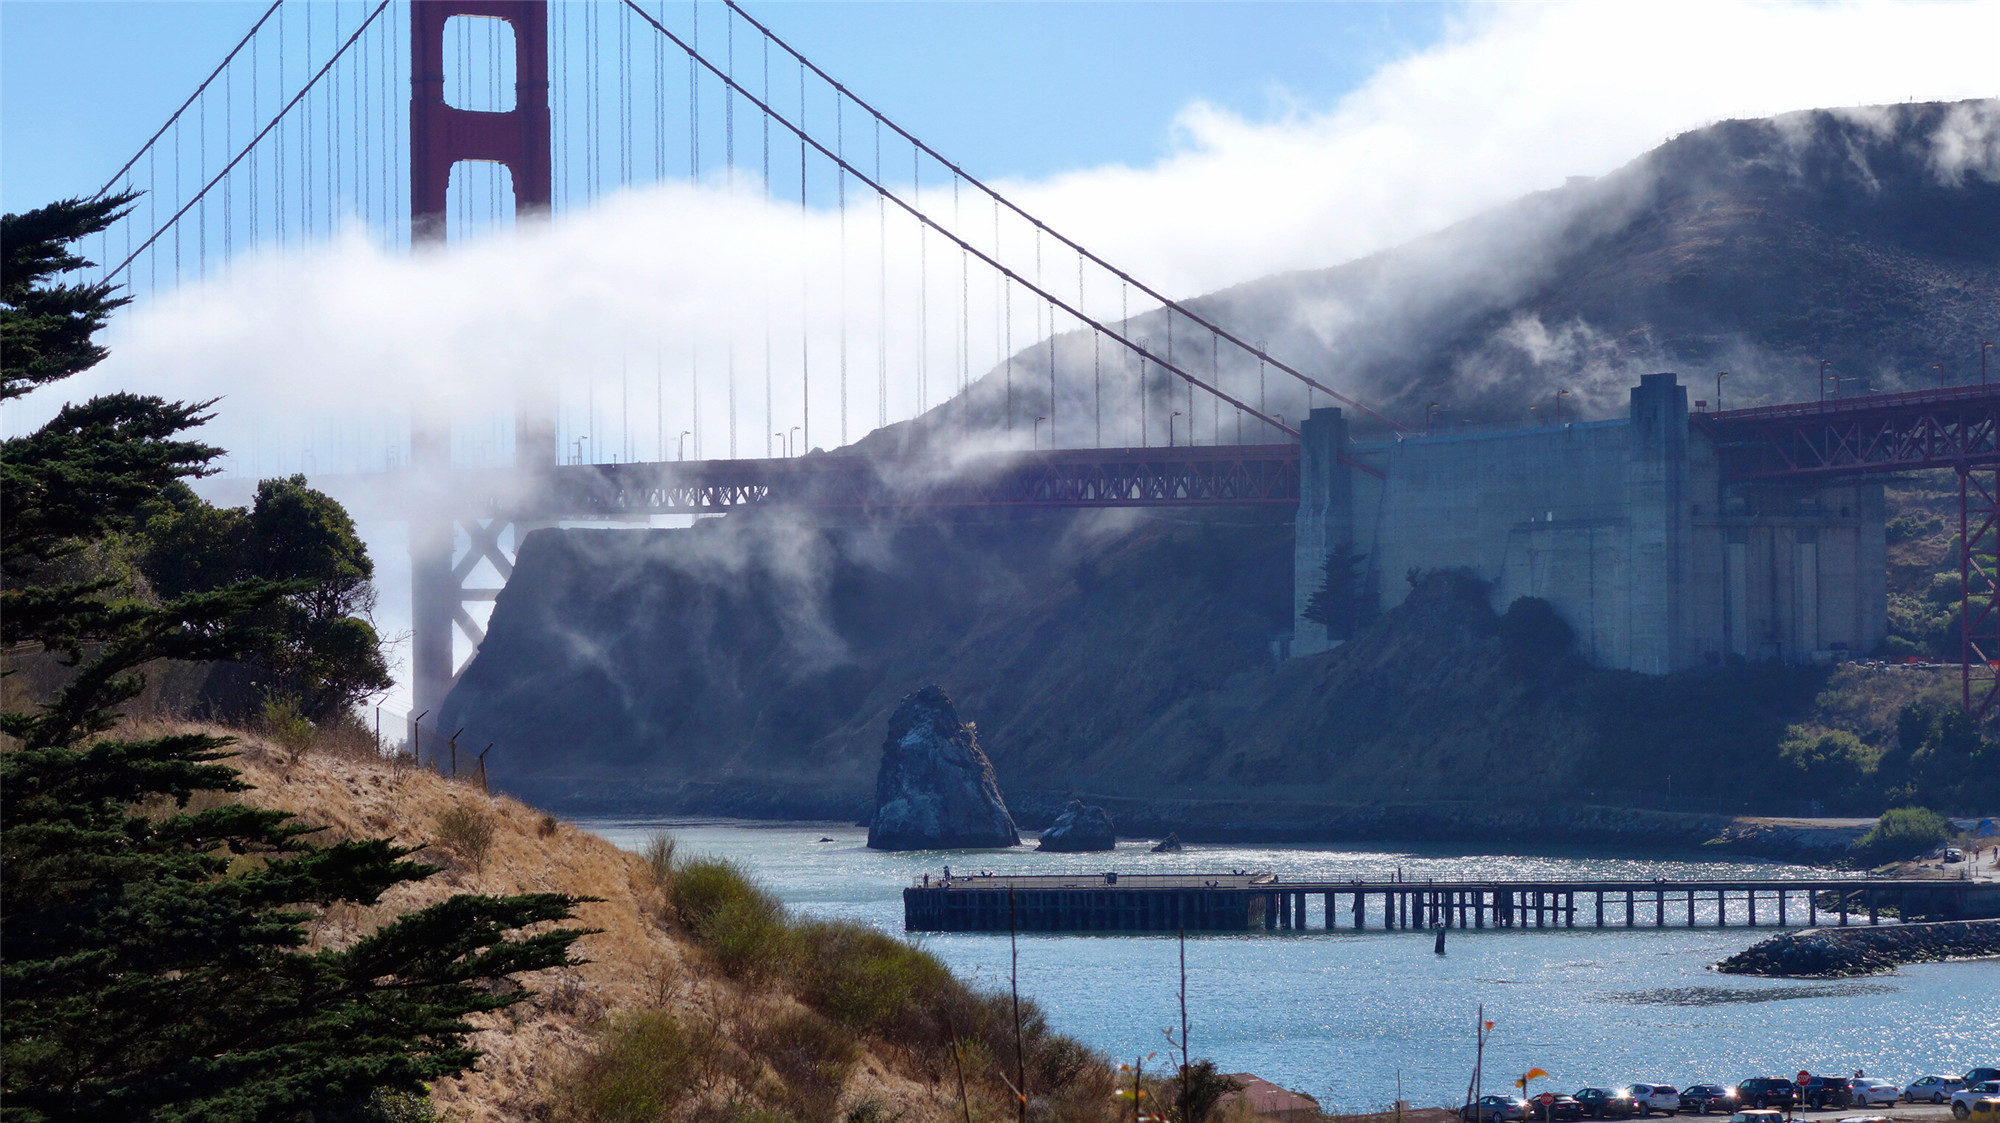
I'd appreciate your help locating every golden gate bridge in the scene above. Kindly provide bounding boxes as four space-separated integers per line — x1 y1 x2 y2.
68 1 2000 724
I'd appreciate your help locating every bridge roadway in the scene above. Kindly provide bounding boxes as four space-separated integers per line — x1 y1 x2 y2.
901 871 1979 933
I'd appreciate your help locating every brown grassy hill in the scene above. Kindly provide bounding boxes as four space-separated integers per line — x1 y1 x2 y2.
174 724 1112 1122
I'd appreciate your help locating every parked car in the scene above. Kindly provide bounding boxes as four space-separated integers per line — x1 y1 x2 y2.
1800 1077 1853 1110
1629 1084 1681 1115
1964 1099 2000 1122
1849 1079 1902 1107
1944 847 1966 863
1531 1094 1585 1121
1733 1079 1797 1109
1967 1072 2000 1087
1576 1089 1642 1119
1681 1086 1739 1115
1834 1116 1893 1123
1466 1095 1532 1122
1909 1077 1970 1104
1952 1084 2000 1117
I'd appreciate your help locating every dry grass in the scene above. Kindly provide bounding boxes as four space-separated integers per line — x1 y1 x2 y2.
125 719 993 1123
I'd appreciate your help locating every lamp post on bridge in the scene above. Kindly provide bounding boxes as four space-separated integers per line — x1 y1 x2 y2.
1984 341 1992 386
1033 416 1047 449
571 436 588 465
1820 359 1832 402
789 427 801 458
1716 371 1727 411
1554 389 1571 425
1169 410 1183 447
678 430 691 461
1936 363 1946 389
1426 402 1443 436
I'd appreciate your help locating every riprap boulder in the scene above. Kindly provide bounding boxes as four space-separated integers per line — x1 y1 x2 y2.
1036 799 1116 852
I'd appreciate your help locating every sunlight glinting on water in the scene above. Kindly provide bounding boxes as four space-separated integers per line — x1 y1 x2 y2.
583 818 1998 1111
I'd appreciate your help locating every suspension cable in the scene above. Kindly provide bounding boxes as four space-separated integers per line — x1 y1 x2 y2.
622 0 1298 437
94 0 286 201
719 0 1405 431
103 0 390 285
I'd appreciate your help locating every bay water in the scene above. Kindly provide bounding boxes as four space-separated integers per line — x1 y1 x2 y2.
579 818 1997 1112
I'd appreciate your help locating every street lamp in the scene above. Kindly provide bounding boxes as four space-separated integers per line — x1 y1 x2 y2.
1984 341 1992 386
572 435 589 465
1716 371 1727 411
1426 402 1444 436
1819 359 1832 402
774 431 785 459
1935 363 1946 389
1169 410 1183 447
1033 416 1047 448
678 430 692 461
1554 389 1571 425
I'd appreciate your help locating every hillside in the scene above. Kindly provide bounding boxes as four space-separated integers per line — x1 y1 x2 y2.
871 99 1998 447
190 724 1114 1122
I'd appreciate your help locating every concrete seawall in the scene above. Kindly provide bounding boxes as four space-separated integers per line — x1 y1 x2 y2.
1715 918 2000 977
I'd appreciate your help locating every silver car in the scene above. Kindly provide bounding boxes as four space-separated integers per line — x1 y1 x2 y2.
1629 1085 1681 1116
1849 1080 1901 1107
1909 1077 1969 1104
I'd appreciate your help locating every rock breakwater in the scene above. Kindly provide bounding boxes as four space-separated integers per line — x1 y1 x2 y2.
1715 919 2000 978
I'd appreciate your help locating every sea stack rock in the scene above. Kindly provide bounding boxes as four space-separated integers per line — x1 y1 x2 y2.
1036 799 1117 852
867 685 1020 851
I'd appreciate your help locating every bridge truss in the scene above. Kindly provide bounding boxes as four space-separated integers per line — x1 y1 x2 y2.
1700 386 2000 718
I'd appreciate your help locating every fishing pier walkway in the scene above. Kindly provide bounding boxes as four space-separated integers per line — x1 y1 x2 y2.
902 872 1978 933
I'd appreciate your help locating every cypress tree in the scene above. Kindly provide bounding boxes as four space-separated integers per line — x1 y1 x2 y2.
2 198 586 1122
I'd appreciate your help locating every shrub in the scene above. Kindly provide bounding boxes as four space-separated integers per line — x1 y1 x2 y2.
1887 511 1945 543
752 1009 857 1122
642 831 677 889
1854 806 1954 864
1499 596 1575 654
548 1010 733 1123
434 804 496 870
260 692 315 756
795 920 956 1037
671 857 799 978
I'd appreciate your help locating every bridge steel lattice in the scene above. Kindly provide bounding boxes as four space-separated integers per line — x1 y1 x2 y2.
1698 385 2000 717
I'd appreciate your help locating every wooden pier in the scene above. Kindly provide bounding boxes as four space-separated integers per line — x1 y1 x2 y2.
902 872 1975 934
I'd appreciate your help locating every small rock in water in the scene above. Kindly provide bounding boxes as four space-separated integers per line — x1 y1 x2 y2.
1151 832 1185 853
1036 799 1117 852
867 685 1020 851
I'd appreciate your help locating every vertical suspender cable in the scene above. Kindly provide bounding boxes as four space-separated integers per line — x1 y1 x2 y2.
798 58 808 451
762 37 772 456
837 98 847 447
876 121 887 430
916 147 926 417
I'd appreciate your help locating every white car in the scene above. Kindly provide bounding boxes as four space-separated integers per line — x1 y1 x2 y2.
1629 1085 1681 1116
1911 1077 1969 1104
1954 1085 2000 1117
1848 1080 1901 1107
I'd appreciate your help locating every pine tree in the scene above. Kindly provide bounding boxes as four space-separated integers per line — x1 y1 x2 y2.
2 198 587 1122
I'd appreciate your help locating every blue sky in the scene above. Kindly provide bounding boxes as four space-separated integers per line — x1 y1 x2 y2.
2 1 1448 215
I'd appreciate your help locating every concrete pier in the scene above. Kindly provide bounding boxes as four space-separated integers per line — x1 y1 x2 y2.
902 873 1969 934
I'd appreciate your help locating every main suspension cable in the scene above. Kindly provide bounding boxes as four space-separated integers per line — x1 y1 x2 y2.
719 0 1405 432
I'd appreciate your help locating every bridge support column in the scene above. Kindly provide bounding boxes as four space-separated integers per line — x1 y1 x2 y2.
1292 407 1355 657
